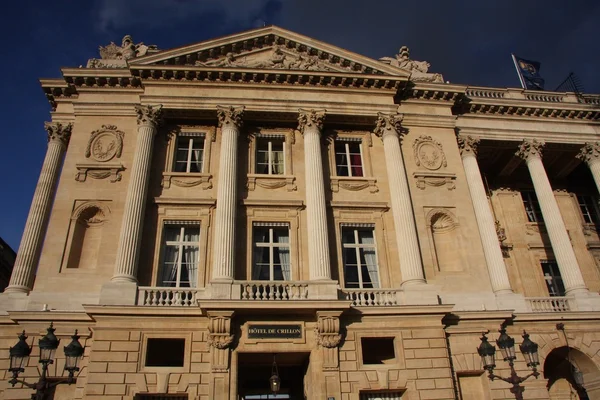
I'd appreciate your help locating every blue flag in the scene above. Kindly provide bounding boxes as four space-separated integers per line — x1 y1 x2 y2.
512 54 545 90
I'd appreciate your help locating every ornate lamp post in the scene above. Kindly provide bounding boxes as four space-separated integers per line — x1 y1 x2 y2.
8 323 84 400
477 327 540 400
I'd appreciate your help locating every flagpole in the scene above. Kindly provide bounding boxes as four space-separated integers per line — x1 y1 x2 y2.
511 54 526 89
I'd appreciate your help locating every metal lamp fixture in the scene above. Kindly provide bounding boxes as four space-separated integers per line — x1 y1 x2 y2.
7 323 84 399
477 326 540 400
269 355 281 393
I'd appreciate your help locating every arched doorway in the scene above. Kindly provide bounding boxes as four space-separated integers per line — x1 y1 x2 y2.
544 346 600 399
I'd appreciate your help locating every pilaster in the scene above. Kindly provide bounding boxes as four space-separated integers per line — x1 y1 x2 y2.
577 142 600 195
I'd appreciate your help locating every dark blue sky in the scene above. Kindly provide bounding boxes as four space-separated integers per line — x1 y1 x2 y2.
1 0 599 250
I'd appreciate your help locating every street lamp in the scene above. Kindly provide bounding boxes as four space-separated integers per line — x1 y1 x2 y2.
477 327 540 400
7 323 84 400
269 354 281 394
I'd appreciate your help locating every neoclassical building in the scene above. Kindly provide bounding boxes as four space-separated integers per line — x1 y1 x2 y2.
1 26 600 400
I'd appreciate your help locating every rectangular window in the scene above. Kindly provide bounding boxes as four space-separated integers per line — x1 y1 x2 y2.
256 137 285 175
342 226 379 288
361 337 395 364
145 338 186 367
174 136 205 173
160 223 200 287
522 190 543 223
577 194 600 225
359 392 403 400
252 223 290 281
335 140 364 177
541 260 565 296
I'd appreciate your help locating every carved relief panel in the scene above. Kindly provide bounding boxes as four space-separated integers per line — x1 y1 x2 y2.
412 135 456 190
76 125 125 182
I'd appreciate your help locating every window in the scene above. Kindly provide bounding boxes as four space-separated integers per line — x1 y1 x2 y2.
174 136 205 173
252 223 290 281
361 337 395 364
145 338 185 367
256 137 285 175
335 140 364 177
359 391 403 400
159 223 200 287
521 190 543 223
577 195 600 225
342 226 379 288
541 260 565 296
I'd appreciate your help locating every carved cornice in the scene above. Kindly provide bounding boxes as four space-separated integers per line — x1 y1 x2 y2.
516 139 545 161
216 105 245 129
457 135 480 157
135 104 163 127
373 112 403 140
316 312 342 348
207 313 234 350
297 109 326 133
45 122 72 147
576 142 600 165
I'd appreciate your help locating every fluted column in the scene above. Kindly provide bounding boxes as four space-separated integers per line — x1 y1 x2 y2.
577 142 600 194
516 139 587 295
111 105 162 282
373 113 425 286
457 135 513 294
211 106 244 281
298 109 331 280
5 123 72 294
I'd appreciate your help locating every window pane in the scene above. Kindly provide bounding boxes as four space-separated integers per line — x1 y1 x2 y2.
344 265 360 288
160 224 200 288
542 261 565 297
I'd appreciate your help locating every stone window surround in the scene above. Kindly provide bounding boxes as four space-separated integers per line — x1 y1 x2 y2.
150 206 211 288
246 128 296 192
332 207 390 289
354 330 406 371
162 126 215 189
245 207 300 281
327 131 378 193
139 331 192 373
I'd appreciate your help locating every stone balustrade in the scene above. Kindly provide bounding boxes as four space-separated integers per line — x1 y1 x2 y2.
341 288 401 306
240 281 310 301
138 286 199 306
526 297 574 313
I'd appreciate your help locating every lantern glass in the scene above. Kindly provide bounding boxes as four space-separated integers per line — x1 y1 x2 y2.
269 374 281 393
38 324 60 363
477 334 496 370
519 331 539 368
9 331 31 372
9 353 27 371
496 328 516 361
64 330 84 371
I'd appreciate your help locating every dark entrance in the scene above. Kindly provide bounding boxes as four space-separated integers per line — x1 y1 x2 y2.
237 352 309 400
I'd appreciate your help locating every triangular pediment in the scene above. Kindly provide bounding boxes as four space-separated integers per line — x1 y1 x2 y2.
130 26 411 78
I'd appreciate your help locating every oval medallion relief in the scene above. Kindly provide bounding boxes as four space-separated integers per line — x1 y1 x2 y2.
85 125 124 162
413 135 447 171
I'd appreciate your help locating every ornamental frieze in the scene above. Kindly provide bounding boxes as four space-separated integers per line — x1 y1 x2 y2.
85 125 124 162
413 135 447 171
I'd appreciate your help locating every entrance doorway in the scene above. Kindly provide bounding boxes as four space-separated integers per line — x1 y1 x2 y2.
237 352 309 400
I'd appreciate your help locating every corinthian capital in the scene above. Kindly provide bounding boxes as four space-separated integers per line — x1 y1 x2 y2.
516 139 545 161
217 105 244 129
577 142 600 166
457 135 480 157
45 122 73 147
297 109 326 134
135 104 163 127
373 112 403 139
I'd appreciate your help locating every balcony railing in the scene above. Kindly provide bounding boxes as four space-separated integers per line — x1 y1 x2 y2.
138 287 199 307
240 281 310 300
526 297 573 312
341 289 400 306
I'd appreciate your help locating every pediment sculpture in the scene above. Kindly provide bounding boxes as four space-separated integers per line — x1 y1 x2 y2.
379 46 444 83
87 35 159 68
195 45 337 72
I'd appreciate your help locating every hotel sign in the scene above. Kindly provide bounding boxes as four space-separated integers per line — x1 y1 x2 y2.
248 324 302 339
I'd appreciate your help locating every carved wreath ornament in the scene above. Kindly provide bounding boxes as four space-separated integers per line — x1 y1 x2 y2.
413 135 447 171
85 125 124 162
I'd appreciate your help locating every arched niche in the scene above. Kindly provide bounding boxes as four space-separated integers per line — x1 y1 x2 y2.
62 202 110 271
426 208 463 273
544 346 599 399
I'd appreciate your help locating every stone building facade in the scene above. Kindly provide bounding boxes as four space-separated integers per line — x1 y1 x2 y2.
1 26 600 399
0 237 15 292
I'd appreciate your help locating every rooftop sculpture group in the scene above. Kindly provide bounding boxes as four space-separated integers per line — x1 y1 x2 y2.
379 46 444 83
87 35 158 68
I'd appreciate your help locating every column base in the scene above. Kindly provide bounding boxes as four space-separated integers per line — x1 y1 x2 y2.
495 292 528 313
570 290 600 311
99 280 138 305
401 283 439 305
3 284 30 295
0 291 30 312
209 280 236 300
307 280 338 300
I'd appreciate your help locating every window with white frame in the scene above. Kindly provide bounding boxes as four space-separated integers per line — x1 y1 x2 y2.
256 136 285 175
341 225 379 288
577 194 600 225
541 260 565 297
174 135 205 173
159 222 200 287
335 139 364 177
252 222 290 281
521 190 543 223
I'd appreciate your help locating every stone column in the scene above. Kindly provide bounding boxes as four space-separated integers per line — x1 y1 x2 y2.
111 105 162 282
5 122 72 294
298 109 331 280
457 135 513 294
577 142 600 194
211 106 244 281
516 139 587 295
373 113 425 286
